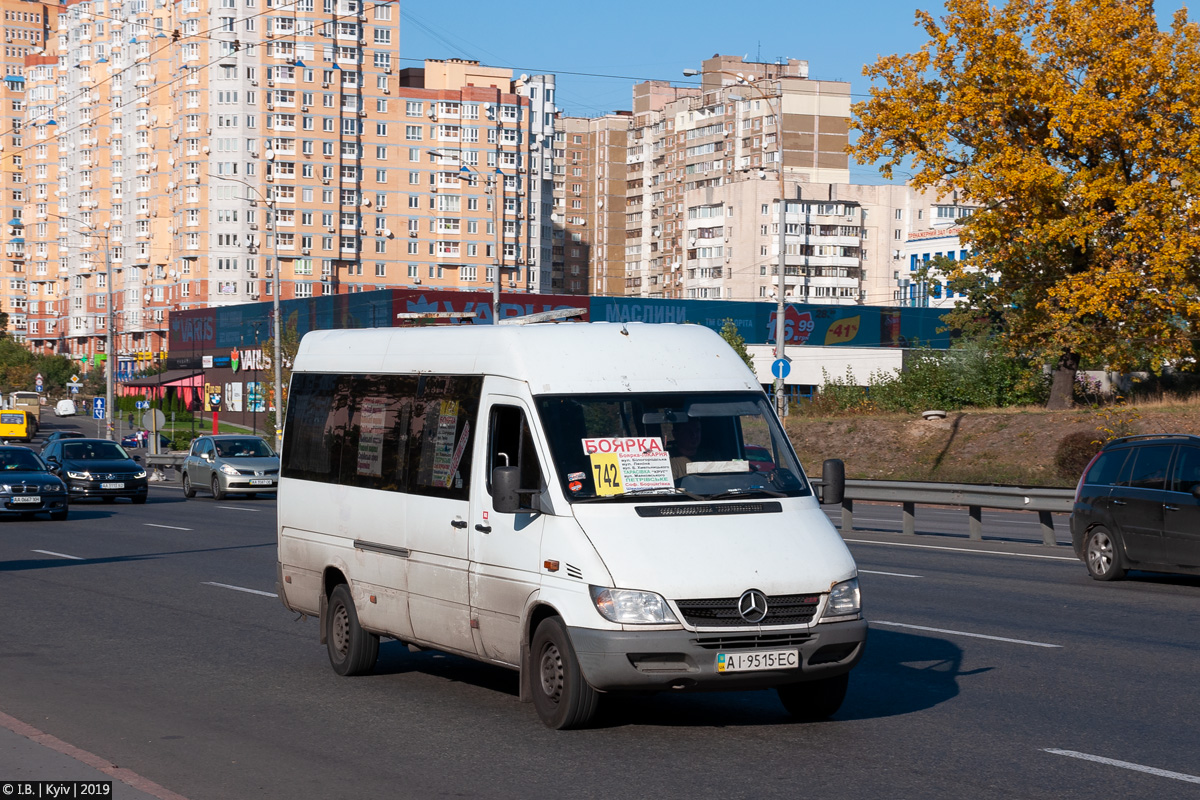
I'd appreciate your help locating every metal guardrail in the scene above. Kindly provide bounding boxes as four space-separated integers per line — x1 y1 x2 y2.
815 478 1076 546
144 453 186 481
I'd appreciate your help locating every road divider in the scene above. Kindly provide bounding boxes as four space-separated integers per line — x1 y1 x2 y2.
846 538 1078 562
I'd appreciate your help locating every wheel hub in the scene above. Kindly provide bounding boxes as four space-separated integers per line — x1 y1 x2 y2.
332 605 350 656
539 643 564 703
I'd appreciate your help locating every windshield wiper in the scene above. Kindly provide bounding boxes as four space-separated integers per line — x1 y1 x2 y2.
573 487 707 503
702 487 788 500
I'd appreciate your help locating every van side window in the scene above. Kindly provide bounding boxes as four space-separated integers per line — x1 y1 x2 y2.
282 373 340 483
1170 446 1200 494
337 374 417 493
406 375 482 501
487 405 543 497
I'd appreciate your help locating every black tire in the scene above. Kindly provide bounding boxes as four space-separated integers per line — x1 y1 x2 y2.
530 617 600 730
132 495 147 505
49 507 68 521
182 473 195 498
102 496 116 504
1085 526 1126 581
777 673 849 721
211 475 225 501
326 583 379 676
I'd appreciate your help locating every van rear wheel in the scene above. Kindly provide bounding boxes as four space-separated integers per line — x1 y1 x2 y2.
326 583 379 676
530 617 600 730
777 673 849 721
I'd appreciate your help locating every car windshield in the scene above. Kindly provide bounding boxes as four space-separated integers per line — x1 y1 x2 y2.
214 438 274 458
61 441 129 460
0 449 44 471
534 392 811 502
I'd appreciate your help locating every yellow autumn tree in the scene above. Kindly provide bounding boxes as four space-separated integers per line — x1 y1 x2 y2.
852 0 1200 407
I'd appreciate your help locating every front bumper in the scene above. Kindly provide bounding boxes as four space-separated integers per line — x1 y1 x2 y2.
68 480 149 499
219 474 278 494
567 618 867 692
1 493 69 514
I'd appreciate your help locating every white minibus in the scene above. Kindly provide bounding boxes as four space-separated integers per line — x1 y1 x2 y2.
276 322 865 728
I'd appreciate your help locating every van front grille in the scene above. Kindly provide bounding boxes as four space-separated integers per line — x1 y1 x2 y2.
675 594 820 628
693 632 814 650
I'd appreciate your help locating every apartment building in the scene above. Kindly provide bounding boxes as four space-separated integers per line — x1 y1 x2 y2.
623 56 855 301
12 0 555 365
552 111 629 295
0 0 49 341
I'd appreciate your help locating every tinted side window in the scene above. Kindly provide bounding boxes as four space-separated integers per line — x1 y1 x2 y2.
1123 445 1173 490
1084 449 1129 487
1170 446 1200 494
407 375 481 501
282 373 340 483
336 374 417 493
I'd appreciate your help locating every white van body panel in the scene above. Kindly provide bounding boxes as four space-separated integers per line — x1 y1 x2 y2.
55 400 76 417
569 501 856 602
294 323 760 396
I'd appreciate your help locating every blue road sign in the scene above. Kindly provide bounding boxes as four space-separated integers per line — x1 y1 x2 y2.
93 397 105 420
136 400 150 410
771 358 792 380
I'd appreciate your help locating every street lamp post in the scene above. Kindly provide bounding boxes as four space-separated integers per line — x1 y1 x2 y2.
684 68 789 418
211 174 282 445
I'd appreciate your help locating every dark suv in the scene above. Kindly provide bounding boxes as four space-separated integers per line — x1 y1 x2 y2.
1070 434 1200 580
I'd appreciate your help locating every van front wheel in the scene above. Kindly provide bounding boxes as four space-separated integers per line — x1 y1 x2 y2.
326 584 379 676
777 673 849 721
530 617 600 730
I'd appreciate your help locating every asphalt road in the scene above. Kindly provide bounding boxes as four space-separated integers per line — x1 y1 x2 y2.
2 415 1198 799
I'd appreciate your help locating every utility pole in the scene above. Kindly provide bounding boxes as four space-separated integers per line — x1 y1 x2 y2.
104 227 114 440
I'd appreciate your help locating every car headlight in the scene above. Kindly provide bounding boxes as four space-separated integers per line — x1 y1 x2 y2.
67 470 90 480
134 470 147 479
0 484 10 493
820 577 861 622
589 586 679 624
44 484 60 492
220 463 240 476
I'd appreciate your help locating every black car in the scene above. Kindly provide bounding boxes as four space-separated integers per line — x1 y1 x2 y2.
41 438 149 504
1070 434 1200 580
0 445 69 520
39 430 86 454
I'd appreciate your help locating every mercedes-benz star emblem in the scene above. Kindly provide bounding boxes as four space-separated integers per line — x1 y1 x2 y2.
737 589 768 623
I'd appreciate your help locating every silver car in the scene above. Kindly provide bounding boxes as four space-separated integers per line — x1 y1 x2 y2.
182 434 279 500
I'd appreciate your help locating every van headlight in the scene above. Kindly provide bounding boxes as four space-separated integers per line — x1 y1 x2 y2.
589 586 679 624
820 578 861 622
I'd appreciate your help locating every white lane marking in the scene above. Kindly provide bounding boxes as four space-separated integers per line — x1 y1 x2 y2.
144 523 193 531
845 538 1077 561
872 620 1062 648
859 569 922 578
1043 749 1200 784
31 549 83 560
202 581 278 598
217 505 261 512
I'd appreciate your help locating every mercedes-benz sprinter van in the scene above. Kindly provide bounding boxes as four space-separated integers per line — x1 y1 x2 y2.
276 322 865 728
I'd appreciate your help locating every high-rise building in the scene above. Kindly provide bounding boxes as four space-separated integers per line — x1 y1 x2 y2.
622 56 858 301
552 111 629 295
0 0 50 343
13 0 554 365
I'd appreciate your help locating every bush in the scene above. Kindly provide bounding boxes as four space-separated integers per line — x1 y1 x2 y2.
1054 430 1102 481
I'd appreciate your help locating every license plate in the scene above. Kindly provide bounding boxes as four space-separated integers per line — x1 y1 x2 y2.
249 479 274 486
717 649 799 673
11 496 40 504
100 482 125 489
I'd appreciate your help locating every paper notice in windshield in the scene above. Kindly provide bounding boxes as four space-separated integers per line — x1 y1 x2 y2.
355 396 387 477
584 437 674 496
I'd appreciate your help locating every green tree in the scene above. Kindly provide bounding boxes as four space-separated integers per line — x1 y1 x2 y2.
852 0 1200 408
718 319 755 371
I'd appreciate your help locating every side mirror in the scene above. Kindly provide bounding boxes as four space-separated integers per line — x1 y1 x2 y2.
492 466 540 514
820 459 845 506
45 455 58 464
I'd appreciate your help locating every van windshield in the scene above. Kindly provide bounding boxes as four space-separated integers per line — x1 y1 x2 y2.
535 393 811 502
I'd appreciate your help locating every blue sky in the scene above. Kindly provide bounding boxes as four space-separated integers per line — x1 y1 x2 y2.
400 1 1193 184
